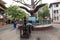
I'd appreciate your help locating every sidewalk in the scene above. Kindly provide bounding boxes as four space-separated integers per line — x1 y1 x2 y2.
53 20 60 24
0 29 20 40
0 24 13 27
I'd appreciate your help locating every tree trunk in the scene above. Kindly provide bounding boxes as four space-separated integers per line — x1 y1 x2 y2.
31 0 35 9
20 4 46 16
30 13 34 16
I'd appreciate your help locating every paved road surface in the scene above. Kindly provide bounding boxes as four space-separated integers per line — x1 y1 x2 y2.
0 24 60 40
0 24 13 32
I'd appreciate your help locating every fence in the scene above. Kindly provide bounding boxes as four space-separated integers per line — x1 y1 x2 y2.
19 19 52 25
33 19 52 26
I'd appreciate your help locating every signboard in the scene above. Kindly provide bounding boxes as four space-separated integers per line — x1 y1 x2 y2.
28 16 36 22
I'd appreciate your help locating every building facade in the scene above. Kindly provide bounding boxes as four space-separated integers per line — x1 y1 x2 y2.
0 0 6 25
0 0 6 19
49 2 60 20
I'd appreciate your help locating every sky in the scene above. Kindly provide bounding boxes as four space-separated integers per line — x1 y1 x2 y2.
3 0 60 7
42 0 59 3
2 0 60 16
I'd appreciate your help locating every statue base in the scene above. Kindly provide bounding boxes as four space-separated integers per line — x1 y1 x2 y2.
33 24 53 31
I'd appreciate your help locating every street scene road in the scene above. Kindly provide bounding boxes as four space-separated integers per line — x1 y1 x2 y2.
0 23 60 40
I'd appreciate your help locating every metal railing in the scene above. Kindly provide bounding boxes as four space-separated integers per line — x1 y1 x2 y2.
33 19 52 26
19 19 52 25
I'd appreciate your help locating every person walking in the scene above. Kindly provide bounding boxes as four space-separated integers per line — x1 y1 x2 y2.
23 17 27 26
13 21 17 28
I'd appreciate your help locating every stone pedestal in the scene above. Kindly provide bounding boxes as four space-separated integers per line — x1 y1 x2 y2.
33 24 53 31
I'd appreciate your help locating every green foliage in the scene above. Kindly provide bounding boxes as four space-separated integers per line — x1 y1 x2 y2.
38 5 50 18
5 5 26 20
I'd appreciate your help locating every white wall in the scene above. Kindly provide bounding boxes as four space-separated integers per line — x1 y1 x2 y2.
49 3 60 20
49 8 52 19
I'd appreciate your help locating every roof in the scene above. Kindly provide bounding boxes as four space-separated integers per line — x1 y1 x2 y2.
0 0 6 4
49 2 60 8
0 0 6 10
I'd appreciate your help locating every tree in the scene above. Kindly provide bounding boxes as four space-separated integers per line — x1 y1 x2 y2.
38 5 50 18
13 0 46 16
5 5 26 20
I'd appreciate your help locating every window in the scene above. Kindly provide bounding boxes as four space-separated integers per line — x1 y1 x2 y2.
56 4 58 7
54 10 58 13
54 17 56 20
57 16 59 20
54 10 56 13
54 4 58 7
56 10 58 13
54 16 59 20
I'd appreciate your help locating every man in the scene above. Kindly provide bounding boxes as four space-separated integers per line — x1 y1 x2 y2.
23 17 27 26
